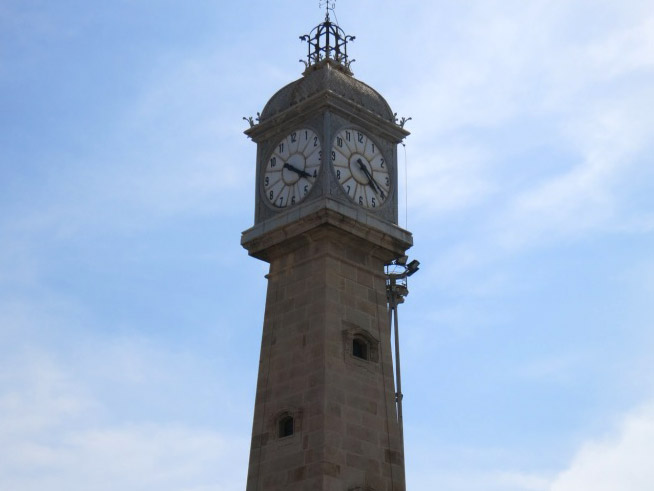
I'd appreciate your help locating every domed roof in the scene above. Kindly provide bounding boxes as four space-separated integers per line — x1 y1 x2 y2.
259 60 395 123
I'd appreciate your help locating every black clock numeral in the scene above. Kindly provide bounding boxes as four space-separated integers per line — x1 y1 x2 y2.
318 150 322 160
381 191 385 199
336 137 343 148
270 157 277 167
269 190 274 200
336 169 341 180
357 132 363 143
380 158 385 168
305 130 308 140
291 195 296 205
279 142 284 153
371 143 375 153
345 130 351 142
264 176 269 186
278 196 284 206
313 169 318 177
346 185 351 194
291 132 297 143
358 195 363 205
304 185 308 195
331 150 336 161
371 197 376 208
313 136 318 147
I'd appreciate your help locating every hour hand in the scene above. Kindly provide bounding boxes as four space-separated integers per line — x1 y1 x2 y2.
284 162 312 178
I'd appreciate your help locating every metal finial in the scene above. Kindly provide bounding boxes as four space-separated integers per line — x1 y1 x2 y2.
300 3 355 74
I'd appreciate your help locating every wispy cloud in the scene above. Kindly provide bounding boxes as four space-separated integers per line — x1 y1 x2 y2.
0 346 248 491
398 1 654 252
550 402 654 491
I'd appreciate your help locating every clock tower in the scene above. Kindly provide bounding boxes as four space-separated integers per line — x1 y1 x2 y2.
242 12 412 491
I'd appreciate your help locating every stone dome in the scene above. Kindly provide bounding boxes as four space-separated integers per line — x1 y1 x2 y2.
259 61 395 123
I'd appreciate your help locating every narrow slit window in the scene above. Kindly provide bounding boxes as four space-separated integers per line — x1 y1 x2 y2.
352 338 368 360
278 415 294 438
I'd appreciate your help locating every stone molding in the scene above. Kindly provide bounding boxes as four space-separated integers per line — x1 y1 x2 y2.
242 198 413 263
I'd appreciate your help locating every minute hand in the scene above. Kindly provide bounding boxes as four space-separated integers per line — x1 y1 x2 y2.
357 158 382 195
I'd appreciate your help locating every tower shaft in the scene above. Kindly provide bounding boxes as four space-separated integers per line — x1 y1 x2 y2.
244 215 408 491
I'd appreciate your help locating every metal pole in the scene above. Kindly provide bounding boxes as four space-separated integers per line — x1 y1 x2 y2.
392 290 404 452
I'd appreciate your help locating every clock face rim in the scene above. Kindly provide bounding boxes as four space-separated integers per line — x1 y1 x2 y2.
330 128 391 210
262 127 322 210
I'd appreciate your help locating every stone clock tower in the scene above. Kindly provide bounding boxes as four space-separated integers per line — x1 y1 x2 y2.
242 13 412 491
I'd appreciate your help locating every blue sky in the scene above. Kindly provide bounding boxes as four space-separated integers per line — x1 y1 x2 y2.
1 1 653 489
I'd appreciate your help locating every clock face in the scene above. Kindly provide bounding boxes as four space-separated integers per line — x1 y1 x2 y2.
263 128 322 208
331 129 390 209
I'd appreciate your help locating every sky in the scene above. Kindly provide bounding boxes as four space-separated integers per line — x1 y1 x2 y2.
1 0 653 490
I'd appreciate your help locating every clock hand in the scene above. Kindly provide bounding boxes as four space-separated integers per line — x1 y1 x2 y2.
356 158 382 195
284 162 312 179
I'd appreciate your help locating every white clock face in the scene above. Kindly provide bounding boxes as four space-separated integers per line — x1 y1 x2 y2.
331 129 390 209
263 128 321 208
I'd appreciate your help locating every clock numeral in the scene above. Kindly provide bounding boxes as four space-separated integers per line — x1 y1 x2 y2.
345 130 351 142
371 143 375 153
313 169 318 178
380 158 385 168
313 136 318 147
380 191 385 199
357 132 363 143
279 142 284 153
291 195 296 205
291 132 297 143
358 196 364 205
264 176 269 186
305 130 308 140
336 169 341 180
336 137 343 148
318 150 322 161
346 185 351 194
278 196 284 206
331 150 336 161
304 185 308 195
385 176 389 186
269 190 274 200
270 157 277 167
371 197 376 208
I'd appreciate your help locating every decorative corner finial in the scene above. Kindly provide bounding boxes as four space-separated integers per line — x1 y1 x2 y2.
243 112 261 128
394 113 412 128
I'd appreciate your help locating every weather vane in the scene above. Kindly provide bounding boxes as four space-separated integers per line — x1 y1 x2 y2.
319 1 335 18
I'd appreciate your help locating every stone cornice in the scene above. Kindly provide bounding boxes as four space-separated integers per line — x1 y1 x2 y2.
245 89 409 144
242 198 413 263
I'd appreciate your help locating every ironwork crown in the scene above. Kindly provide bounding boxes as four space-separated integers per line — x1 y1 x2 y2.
300 13 355 74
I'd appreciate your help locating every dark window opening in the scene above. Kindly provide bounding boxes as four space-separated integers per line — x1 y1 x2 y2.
278 415 294 438
353 338 368 360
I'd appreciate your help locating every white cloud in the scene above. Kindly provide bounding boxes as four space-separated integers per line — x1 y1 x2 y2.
0 347 248 491
1 424 247 491
550 402 654 491
407 403 654 491
396 2 654 248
